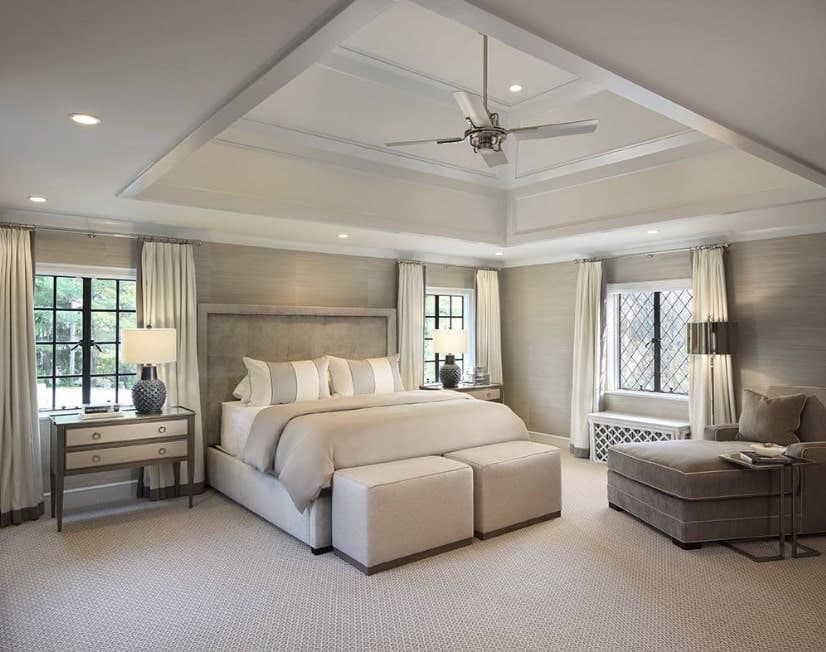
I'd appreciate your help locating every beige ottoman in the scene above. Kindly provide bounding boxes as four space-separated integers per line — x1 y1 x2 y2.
446 440 561 539
332 456 473 575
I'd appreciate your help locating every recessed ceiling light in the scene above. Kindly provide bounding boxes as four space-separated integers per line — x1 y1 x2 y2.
338 233 350 239
70 113 101 126
495 251 504 256
28 195 47 203
647 229 659 234
509 84 523 93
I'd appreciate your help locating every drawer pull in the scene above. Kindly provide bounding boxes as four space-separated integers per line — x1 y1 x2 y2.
158 426 167 434
158 447 167 455
92 432 101 440
91 455 101 464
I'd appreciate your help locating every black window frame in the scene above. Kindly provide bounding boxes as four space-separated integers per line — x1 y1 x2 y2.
423 291 468 384
35 274 137 410
615 288 692 396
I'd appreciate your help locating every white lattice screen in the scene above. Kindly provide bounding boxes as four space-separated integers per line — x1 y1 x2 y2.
588 412 690 463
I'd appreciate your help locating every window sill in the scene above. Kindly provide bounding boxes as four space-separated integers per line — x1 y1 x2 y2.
603 390 688 402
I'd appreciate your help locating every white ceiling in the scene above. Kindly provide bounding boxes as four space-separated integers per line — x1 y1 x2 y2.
2 0 825 267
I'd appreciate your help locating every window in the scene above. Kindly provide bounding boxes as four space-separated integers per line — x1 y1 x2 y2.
606 282 693 396
35 274 137 410
423 288 475 384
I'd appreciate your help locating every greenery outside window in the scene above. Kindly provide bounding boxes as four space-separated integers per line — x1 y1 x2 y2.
423 288 475 384
35 274 137 410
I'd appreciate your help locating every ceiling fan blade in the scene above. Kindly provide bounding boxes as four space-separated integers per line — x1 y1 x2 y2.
480 149 508 167
385 137 464 147
453 91 492 128
509 119 599 141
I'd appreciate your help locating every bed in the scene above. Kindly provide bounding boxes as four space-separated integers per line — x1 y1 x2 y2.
199 304 528 553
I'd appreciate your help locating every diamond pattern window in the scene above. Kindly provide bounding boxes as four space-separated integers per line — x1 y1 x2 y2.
614 287 693 395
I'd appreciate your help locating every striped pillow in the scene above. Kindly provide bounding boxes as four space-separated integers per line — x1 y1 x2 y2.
243 356 330 406
328 355 404 396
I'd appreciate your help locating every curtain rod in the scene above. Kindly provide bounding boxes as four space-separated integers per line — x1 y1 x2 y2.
398 259 500 272
574 242 728 264
0 221 201 245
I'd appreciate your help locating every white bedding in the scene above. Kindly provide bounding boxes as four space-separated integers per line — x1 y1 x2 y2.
220 401 268 457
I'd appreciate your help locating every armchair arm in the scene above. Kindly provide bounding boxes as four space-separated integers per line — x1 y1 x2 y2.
704 424 739 441
786 441 826 462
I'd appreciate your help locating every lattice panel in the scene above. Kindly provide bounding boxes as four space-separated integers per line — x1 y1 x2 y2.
591 421 674 463
659 289 692 394
618 292 654 391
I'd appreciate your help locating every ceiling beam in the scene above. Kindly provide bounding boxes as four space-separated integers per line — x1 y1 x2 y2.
118 0 394 198
414 0 826 188
511 130 715 188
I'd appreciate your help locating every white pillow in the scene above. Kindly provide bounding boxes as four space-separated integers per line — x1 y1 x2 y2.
232 376 251 403
243 356 330 407
328 355 404 396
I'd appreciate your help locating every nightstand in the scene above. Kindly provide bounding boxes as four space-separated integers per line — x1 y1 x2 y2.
49 406 196 531
420 383 504 403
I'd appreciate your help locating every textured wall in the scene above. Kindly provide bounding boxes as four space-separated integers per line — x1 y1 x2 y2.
727 233 826 407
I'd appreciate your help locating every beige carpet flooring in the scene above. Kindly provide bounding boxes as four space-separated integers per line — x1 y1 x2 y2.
2 450 826 651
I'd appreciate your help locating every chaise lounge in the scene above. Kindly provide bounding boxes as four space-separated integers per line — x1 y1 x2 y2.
606 386 826 548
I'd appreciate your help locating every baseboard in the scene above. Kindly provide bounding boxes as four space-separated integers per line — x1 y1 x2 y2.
44 480 139 512
529 431 569 448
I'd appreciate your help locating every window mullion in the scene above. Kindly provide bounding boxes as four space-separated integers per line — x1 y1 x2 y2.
81 277 92 404
653 292 662 393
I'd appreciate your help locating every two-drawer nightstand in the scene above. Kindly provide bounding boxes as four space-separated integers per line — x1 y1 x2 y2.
420 383 504 403
49 406 196 531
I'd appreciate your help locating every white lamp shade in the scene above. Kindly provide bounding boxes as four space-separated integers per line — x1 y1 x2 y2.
121 328 177 364
432 328 468 354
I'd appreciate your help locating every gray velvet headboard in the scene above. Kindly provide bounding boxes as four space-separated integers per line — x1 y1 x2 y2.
197 304 397 445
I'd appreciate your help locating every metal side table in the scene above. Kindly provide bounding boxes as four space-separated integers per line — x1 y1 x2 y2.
719 453 820 562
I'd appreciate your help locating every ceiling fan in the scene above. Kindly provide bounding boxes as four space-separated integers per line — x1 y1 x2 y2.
384 34 599 168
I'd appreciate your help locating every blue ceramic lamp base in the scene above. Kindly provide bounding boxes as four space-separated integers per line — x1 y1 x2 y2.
132 365 167 414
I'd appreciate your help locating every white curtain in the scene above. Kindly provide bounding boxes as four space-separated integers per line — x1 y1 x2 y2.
0 227 43 526
397 262 425 391
569 261 603 457
139 242 204 498
688 247 736 435
476 269 503 384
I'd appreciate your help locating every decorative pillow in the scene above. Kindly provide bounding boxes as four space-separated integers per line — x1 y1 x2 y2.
243 356 330 407
232 376 251 403
797 394 826 443
328 355 404 396
737 389 805 445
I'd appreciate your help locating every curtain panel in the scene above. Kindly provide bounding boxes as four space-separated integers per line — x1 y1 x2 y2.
476 269 503 384
137 241 205 498
688 247 736 435
397 262 425 390
0 227 43 526
569 261 603 458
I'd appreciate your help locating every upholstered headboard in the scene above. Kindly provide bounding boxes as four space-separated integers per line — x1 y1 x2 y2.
197 304 397 445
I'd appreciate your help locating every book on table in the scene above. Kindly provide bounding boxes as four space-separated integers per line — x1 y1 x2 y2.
738 451 788 465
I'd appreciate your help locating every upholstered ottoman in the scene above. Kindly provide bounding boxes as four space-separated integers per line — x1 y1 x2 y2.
607 440 797 548
445 441 562 539
332 456 473 574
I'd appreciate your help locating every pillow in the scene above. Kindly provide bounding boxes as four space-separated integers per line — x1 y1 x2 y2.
797 394 826 442
243 356 330 407
232 376 251 403
737 389 806 445
328 355 404 396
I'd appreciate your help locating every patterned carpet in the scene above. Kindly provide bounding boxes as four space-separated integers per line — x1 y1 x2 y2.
2 450 825 651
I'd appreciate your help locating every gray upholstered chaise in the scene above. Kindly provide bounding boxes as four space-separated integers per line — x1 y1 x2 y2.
606 386 826 548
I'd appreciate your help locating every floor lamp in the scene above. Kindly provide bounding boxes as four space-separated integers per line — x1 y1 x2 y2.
687 321 733 425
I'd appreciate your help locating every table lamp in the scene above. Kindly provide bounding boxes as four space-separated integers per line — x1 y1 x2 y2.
433 329 468 388
122 326 177 413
